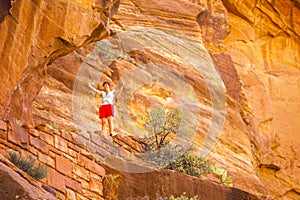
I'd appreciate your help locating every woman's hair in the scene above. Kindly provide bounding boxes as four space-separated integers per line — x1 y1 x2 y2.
102 82 110 87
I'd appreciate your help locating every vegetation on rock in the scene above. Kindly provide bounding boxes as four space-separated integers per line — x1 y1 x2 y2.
167 152 211 178
142 107 182 150
8 150 48 180
142 107 232 185
210 163 233 185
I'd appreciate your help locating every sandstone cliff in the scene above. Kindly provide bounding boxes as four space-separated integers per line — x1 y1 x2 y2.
0 0 299 199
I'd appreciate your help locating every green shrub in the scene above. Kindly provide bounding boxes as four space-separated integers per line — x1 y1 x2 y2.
30 164 48 180
50 122 59 129
144 143 184 167
167 152 212 178
210 164 233 185
8 150 48 180
15 119 23 127
169 192 198 200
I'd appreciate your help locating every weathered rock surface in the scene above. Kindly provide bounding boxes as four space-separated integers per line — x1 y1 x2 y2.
0 0 119 130
103 162 260 200
0 0 300 199
222 1 300 199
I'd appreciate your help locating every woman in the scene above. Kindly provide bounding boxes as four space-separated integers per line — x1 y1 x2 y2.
89 81 116 137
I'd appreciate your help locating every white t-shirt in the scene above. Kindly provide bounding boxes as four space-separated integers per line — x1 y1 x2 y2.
101 90 115 105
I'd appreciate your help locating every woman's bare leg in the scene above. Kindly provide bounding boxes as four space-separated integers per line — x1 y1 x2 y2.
101 118 107 133
107 116 114 135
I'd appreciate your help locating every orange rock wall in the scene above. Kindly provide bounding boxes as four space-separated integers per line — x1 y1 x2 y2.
0 0 117 199
108 0 300 199
0 0 300 199
0 0 119 127
223 0 300 199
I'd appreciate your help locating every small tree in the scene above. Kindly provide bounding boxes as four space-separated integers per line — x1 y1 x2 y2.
142 107 182 150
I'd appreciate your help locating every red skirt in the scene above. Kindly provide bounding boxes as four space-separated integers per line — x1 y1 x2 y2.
99 104 114 118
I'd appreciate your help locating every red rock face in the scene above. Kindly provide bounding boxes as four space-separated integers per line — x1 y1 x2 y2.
103 164 260 200
0 0 119 127
1 0 300 199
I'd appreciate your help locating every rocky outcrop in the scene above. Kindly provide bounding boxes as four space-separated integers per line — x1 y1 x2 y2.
103 163 259 200
0 117 146 199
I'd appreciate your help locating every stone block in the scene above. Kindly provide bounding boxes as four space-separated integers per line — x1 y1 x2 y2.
54 135 68 153
48 145 62 156
89 172 101 180
36 124 54 134
86 141 96 154
29 129 40 137
91 132 101 145
28 146 38 156
85 160 105 176
30 136 48 154
56 191 66 200
0 121 7 131
38 152 55 168
82 189 103 200
0 137 16 150
8 124 29 147
73 165 90 181
89 177 103 196
40 131 54 146
71 133 87 148
66 188 76 200
80 149 94 160
76 154 89 167
76 193 90 200
65 176 82 193
47 168 66 193
56 155 73 177
42 184 56 197
68 142 81 152
48 151 57 158
63 152 77 164
95 145 110 159
0 130 7 140
79 178 89 190
0 147 6 157
68 148 77 159
61 129 72 142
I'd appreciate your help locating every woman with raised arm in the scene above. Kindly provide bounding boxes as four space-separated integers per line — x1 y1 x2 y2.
89 82 116 137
